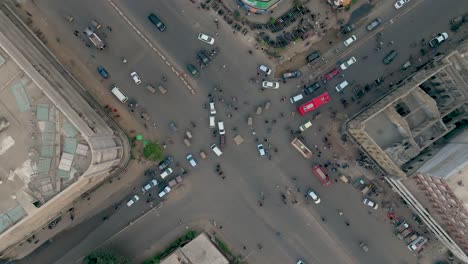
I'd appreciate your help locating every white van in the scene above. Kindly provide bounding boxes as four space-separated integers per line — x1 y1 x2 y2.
289 93 304 103
209 116 215 128
335 80 349 92
111 86 128 103
210 144 223 156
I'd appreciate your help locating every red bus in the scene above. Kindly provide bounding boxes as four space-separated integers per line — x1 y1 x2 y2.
313 165 332 187
298 92 330 116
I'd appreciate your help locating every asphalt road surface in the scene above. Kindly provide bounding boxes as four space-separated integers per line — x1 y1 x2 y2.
18 0 467 263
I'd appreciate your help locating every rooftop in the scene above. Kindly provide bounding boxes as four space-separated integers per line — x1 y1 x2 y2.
160 233 229 264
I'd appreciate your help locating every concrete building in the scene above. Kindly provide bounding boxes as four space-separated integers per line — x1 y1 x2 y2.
0 5 128 259
160 233 229 264
346 41 468 262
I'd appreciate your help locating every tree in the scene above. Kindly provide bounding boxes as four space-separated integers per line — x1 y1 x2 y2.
83 250 130 264
143 141 163 161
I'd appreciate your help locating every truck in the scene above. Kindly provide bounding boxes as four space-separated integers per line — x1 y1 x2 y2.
396 221 409 233
84 27 106 50
312 165 332 187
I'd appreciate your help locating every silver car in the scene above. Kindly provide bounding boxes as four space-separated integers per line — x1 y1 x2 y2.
367 18 382 31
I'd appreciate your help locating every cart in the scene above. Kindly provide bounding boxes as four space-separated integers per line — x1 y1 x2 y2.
233 135 244 145
140 111 150 121
264 101 271 110
256 106 263 115
158 85 167 95
183 138 191 147
185 130 193 139
91 19 102 30
200 151 207 159
247 116 253 126
146 84 156 94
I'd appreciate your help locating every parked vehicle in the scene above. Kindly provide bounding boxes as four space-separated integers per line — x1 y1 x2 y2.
158 85 167 95
429 32 448 48
262 81 280 89
259 65 272 75
217 121 225 135
290 93 304 103
141 179 158 193
186 64 200 77
148 13 166 31
169 122 178 132
198 33 215 45
359 242 369 252
158 156 174 171
158 186 171 198
383 50 398 64
197 50 210 66
298 92 330 116
407 236 427 251
341 24 354 34
394 0 410 9
97 66 109 79
340 57 357 70
84 27 106 49
160 168 173 179
313 165 331 187
307 189 321 204
209 102 216 114
401 60 412 71
257 144 266 156
367 18 382 31
186 154 197 167
343 35 357 46
131 71 142 85
306 51 320 63
335 80 349 92
126 195 140 207
299 121 312 132
324 68 340 82
282 70 301 79
304 82 320 95
363 198 379 209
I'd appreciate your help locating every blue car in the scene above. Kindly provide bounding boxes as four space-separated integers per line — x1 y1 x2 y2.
97 66 109 79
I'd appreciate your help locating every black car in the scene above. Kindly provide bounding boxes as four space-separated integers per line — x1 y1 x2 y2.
306 51 320 63
197 51 210 67
304 82 320 95
148 13 166 32
341 24 354 34
158 156 174 171
282 70 301 79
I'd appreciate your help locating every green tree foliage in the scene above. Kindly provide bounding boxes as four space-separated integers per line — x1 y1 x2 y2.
82 250 130 264
143 142 163 161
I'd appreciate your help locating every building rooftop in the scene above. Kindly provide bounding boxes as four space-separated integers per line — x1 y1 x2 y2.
160 233 229 264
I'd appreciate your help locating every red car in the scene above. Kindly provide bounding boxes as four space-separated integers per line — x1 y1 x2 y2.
324 68 340 82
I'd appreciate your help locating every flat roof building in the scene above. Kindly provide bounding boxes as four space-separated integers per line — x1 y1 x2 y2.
346 40 468 262
160 233 229 264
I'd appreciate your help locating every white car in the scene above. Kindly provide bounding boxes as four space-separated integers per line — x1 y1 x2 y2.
429 32 448 48
257 144 266 156
158 186 172 198
363 198 379 209
126 195 140 207
160 167 173 179
209 102 216 114
141 179 158 193
259 64 272 75
198 33 215 45
394 0 410 9
343 35 357 46
335 80 349 92
217 121 225 135
130 71 141 85
262 81 279 89
186 154 197 167
307 189 321 204
340 57 357 70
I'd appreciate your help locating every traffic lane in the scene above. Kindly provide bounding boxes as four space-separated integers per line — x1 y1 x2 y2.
101 153 357 264
257 128 416 263
324 0 467 90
